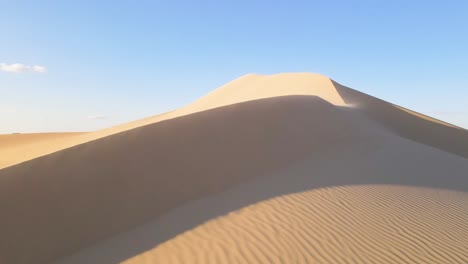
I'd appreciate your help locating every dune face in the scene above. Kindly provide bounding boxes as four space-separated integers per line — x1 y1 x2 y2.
332 80 468 159
0 73 467 264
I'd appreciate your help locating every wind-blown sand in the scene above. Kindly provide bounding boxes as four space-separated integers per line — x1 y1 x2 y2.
0 73 467 264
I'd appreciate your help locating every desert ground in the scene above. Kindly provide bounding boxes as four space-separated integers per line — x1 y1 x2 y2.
0 73 467 263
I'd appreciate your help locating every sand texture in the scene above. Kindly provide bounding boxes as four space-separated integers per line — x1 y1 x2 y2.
0 73 467 264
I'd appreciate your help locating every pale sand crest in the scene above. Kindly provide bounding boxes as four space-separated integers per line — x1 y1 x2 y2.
0 73 467 264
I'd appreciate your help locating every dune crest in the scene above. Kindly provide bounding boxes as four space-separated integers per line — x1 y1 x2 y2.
180 72 347 110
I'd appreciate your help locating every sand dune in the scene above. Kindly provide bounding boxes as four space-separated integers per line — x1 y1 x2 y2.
2 73 466 168
0 73 467 264
0 73 344 169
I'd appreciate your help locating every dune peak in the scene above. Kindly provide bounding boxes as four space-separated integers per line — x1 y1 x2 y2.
183 73 347 113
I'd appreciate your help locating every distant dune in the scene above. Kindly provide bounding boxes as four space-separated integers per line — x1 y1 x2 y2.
0 73 467 264
0 132 85 169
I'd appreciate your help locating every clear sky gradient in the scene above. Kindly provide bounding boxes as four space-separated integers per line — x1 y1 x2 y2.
1 0 467 133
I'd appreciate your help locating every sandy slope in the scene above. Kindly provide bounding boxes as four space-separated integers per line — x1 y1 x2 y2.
57 107 468 264
0 133 85 169
119 186 468 264
0 73 467 264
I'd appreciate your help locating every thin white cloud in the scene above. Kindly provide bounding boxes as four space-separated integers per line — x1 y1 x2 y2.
0 63 47 73
87 115 109 120
32 65 47 73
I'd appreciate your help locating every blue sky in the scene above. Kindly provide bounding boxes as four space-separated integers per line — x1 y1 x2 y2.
1 0 467 133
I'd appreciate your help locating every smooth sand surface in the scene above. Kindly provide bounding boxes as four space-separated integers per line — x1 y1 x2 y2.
0 73 467 264
0 132 85 169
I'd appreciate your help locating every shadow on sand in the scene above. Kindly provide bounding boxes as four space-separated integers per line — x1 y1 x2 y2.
332 79 468 159
0 95 467 264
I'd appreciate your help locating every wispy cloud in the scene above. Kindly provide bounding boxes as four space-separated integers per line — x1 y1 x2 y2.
0 63 47 73
87 115 109 120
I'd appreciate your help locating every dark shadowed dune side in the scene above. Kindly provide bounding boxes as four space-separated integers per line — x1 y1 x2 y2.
332 80 468 159
56 99 468 263
57 129 468 263
0 96 356 264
